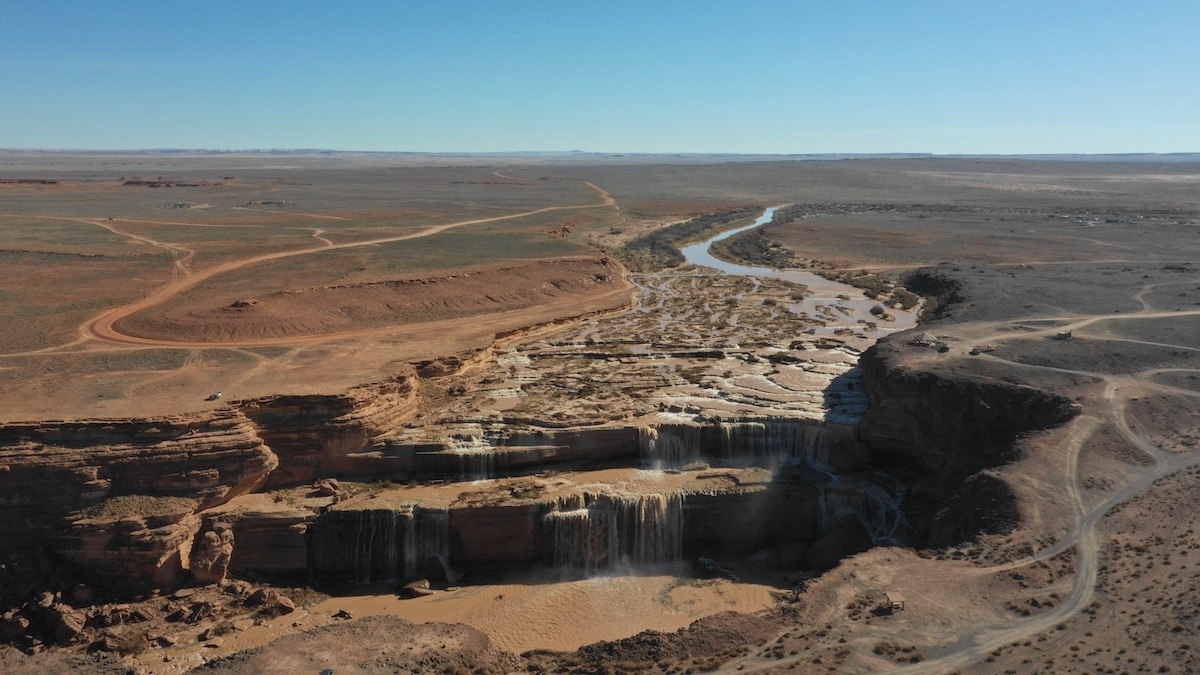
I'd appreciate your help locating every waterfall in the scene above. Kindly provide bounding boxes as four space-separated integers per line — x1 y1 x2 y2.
309 505 450 583
404 505 450 580
641 419 848 469
309 509 403 583
448 432 500 480
825 422 858 449
546 506 607 569
545 491 682 570
639 425 704 468
455 449 499 481
719 419 831 466
817 479 911 544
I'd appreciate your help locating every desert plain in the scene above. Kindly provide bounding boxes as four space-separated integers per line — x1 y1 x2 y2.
1 151 1199 674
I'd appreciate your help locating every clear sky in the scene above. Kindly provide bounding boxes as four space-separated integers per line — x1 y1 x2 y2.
2 1 1197 154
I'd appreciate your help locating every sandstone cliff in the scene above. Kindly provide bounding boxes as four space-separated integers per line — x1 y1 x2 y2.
857 334 1079 545
239 374 418 487
0 409 276 602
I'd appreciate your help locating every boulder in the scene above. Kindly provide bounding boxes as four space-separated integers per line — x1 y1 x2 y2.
246 587 294 615
399 579 435 599
183 602 215 625
0 612 30 641
312 478 341 497
44 605 86 645
69 584 95 605
91 631 123 653
245 587 279 607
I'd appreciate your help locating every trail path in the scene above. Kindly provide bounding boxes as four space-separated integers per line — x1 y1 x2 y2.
723 270 1200 674
0 182 628 412
68 186 614 349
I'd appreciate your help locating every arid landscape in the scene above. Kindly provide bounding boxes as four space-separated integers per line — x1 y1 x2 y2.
2 152 1199 674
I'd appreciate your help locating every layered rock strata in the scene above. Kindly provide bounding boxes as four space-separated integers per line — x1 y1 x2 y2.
241 375 419 487
0 410 276 600
857 335 1080 544
185 460 911 586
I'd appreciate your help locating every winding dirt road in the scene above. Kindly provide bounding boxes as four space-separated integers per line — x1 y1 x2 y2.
724 271 1200 674
65 185 617 350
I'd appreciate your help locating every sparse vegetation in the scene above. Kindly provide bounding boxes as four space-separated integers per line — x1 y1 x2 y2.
615 207 761 271
709 228 797 268
76 495 197 520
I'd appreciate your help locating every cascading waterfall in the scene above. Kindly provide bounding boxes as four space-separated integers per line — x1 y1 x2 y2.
448 433 500 480
817 478 911 545
639 424 704 468
719 419 832 466
404 505 450 579
545 503 607 569
310 505 450 583
544 491 682 570
455 450 499 481
825 422 858 449
309 509 402 583
641 418 847 470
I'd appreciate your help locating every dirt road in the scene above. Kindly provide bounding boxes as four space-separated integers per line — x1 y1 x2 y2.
724 272 1200 674
81 198 614 348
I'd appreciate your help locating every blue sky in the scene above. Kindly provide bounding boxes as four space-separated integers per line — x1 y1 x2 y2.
2 1 1197 153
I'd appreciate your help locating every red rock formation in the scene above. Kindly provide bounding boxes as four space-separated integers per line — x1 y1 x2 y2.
0 409 276 598
239 375 419 487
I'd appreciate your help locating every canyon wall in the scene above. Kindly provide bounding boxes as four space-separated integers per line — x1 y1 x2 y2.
0 328 1075 605
856 335 1080 544
241 375 419 487
0 410 276 603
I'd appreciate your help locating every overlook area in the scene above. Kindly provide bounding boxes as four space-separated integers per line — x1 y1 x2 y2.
1 153 1199 674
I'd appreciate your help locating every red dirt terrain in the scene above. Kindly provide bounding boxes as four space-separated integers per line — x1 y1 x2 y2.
114 257 624 343
1 153 1199 674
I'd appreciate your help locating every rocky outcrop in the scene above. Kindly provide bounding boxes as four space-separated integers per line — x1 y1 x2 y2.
857 334 1079 543
189 521 235 584
0 409 275 601
451 501 546 566
683 483 820 554
239 375 418 487
223 511 311 580
65 509 202 590
0 409 275 512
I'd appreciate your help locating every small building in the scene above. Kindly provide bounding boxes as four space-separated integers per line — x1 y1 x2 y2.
1054 330 1073 340
886 591 906 611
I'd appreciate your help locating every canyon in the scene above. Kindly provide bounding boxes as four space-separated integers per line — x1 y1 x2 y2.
1 154 1198 673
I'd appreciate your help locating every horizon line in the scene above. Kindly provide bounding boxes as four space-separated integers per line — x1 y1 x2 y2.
2 148 1199 158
